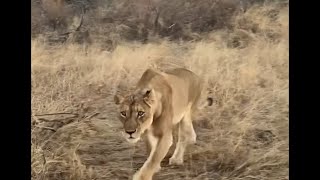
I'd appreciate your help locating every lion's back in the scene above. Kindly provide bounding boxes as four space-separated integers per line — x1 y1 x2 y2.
165 68 203 105
137 68 203 107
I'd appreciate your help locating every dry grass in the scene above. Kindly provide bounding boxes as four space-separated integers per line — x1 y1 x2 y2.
31 3 288 180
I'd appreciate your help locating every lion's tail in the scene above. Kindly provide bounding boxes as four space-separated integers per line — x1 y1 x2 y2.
191 95 213 121
197 97 214 110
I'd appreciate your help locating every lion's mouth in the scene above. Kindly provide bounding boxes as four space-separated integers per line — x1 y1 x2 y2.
126 136 140 144
121 131 140 143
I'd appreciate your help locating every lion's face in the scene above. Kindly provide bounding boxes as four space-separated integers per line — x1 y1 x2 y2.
114 89 155 143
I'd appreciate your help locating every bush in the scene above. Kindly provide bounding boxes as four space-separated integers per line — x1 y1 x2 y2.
31 0 287 46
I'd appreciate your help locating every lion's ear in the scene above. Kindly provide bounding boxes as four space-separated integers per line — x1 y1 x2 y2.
143 89 153 98
145 89 151 96
143 89 155 106
114 94 124 105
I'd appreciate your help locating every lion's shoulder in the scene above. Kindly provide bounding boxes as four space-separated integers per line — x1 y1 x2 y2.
137 68 202 91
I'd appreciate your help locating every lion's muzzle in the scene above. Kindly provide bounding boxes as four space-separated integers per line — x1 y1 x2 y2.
125 129 136 136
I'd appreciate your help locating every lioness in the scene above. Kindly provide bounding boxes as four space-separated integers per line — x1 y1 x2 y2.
114 68 213 180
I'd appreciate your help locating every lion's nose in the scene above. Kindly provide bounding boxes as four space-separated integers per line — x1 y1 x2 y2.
126 129 136 135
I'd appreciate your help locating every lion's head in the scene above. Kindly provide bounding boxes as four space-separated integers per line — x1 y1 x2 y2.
114 88 157 143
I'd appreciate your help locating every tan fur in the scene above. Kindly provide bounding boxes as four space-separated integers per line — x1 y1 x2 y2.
114 68 212 180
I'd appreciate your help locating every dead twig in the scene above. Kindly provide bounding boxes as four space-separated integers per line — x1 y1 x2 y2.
226 161 251 178
34 112 78 116
34 112 79 122
37 117 77 122
85 112 100 120
168 23 176 29
75 6 84 32
42 151 47 165
35 125 57 132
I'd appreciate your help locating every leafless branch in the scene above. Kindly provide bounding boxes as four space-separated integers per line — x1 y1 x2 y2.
35 125 57 132
34 112 77 116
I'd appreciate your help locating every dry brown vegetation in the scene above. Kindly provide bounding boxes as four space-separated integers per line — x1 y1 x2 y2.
32 0 288 179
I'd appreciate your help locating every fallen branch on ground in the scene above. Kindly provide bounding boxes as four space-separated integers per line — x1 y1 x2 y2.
34 125 57 132
34 112 78 116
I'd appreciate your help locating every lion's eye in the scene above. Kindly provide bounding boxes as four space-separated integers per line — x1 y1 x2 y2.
137 111 145 117
120 111 126 117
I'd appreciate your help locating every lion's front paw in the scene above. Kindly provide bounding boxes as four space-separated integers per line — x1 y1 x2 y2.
155 165 161 173
169 156 183 165
132 171 152 180
132 171 142 180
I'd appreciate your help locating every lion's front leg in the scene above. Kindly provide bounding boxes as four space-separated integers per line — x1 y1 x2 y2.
143 135 151 156
133 133 173 180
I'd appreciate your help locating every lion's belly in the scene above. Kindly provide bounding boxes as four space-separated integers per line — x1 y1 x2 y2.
172 109 190 125
172 100 192 125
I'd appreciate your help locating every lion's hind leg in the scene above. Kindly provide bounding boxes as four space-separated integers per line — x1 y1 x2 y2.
169 110 196 165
